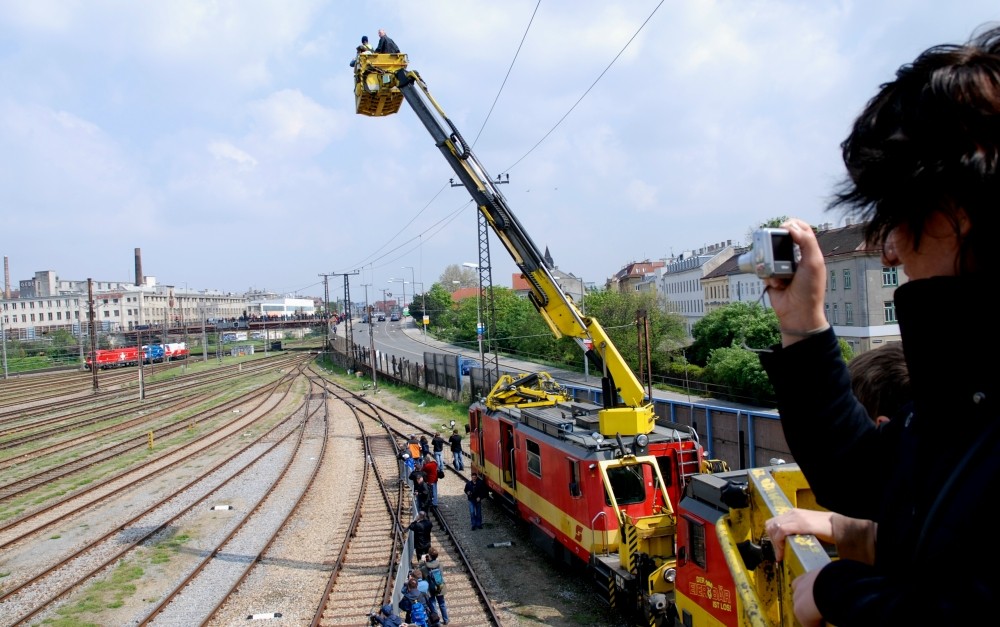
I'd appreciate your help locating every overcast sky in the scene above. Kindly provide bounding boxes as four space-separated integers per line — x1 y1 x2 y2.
2 1 997 300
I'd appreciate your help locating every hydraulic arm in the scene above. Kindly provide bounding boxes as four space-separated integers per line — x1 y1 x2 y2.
354 53 655 436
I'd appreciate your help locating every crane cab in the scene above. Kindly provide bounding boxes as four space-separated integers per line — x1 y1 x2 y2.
353 53 408 116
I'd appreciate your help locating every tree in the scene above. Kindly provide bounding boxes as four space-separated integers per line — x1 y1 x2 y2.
419 283 457 332
439 264 477 292
579 289 686 375
703 346 775 403
688 302 780 366
744 215 790 245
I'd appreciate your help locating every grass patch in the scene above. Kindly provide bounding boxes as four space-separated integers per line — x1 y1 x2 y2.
316 356 469 429
150 533 190 564
50 561 144 623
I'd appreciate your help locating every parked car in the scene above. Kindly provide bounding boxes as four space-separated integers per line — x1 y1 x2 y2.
460 357 481 375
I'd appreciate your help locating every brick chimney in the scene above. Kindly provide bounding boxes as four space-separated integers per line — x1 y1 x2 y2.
134 248 143 286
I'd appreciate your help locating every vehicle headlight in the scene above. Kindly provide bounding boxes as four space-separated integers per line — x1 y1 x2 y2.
636 434 649 448
663 567 676 583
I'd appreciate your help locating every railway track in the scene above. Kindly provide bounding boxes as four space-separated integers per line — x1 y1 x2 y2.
0 356 614 626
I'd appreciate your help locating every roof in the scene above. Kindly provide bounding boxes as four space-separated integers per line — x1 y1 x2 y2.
816 222 872 258
511 273 532 292
451 287 480 302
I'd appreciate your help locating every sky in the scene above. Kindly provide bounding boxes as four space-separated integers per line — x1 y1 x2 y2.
2 1 997 301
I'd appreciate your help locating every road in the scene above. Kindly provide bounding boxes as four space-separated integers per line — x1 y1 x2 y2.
339 316 745 411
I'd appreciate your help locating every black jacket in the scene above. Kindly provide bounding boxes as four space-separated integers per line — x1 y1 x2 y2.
375 35 399 54
448 433 463 453
432 435 446 452
408 518 433 548
464 477 488 502
759 276 998 625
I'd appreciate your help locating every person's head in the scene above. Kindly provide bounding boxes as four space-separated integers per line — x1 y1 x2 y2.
452 429 459 435
356 45 366 53
831 24 1000 279
428 547 439 560
848 343 910 425
362 35 369 44
415 473 424 483
424 454 434 464
407 578 418 590
411 568 423 579
379 28 386 38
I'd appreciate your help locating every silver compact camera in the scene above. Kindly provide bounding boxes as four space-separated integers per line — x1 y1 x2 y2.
738 228 800 279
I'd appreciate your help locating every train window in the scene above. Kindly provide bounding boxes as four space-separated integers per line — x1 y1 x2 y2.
568 459 581 498
656 456 674 488
526 439 542 477
604 464 646 506
684 515 708 569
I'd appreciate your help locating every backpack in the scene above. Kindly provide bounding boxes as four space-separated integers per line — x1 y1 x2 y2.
398 596 412 613
409 599 428 627
427 565 445 595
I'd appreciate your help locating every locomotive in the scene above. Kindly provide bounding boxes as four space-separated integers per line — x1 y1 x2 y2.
468 378 714 625
85 342 188 370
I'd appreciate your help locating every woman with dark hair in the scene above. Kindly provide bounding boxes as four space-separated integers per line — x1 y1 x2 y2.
760 24 1000 626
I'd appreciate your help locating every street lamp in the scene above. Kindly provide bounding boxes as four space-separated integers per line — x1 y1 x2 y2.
402 266 415 317
388 278 408 316
462 262 485 366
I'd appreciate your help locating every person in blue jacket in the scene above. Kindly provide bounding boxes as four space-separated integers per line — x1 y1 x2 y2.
758 23 1000 626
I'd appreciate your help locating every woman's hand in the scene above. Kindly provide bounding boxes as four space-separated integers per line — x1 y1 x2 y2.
763 219 829 346
764 508 834 562
791 568 824 626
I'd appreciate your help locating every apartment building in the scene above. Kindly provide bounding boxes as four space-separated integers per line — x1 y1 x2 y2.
660 241 736 337
693 223 905 353
1 269 247 341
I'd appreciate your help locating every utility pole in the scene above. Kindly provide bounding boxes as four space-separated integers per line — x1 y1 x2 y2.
0 303 8 380
361 283 377 392
319 272 334 353
200 300 208 362
88 279 99 391
330 271 359 367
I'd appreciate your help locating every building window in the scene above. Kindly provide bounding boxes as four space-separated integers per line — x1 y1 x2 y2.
884 301 897 323
832 304 839 325
526 440 541 477
882 267 899 287
830 270 836 291
845 302 854 325
843 269 852 290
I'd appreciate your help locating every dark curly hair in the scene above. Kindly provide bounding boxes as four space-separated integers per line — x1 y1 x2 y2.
831 23 1000 274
